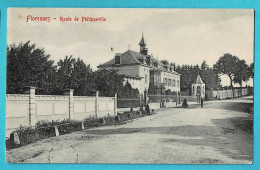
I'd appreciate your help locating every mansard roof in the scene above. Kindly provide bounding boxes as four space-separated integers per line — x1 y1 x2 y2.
98 50 180 75
98 50 139 67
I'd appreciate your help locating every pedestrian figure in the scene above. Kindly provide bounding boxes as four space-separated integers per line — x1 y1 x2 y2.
162 97 166 108
182 98 188 108
140 104 144 112
201 97 204 108
145 103 150 114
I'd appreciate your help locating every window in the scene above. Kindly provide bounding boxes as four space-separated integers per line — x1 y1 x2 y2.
177 80 180 87
164 78 167 85
173 80 176 87
115 55 121 65
145 74 147 84
168 79 171 87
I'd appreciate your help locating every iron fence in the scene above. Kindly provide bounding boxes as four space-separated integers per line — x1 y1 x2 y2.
117 98 145 108
148 95 178 103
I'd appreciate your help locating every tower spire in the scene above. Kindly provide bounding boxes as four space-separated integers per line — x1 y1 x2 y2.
139 34 146 46
139 33 148 55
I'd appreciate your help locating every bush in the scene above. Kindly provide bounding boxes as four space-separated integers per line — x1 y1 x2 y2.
36 119 82 135
83 116 100 128
58 122 82 135
7 111 152 150
7 119 81 149
103 116 118 125
6 126 39 150
16 126 40 145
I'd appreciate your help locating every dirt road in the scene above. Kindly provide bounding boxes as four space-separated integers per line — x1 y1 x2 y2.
6 97 253 164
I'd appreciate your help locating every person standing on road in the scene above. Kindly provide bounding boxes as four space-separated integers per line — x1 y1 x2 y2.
182 98 188 108
145 102 150 114
201 97 204 108
161 97 165 108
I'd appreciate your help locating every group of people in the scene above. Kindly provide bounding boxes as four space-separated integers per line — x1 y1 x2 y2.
142 96 205 113
160 98 166 108
182 97 204 108
140 103 151 114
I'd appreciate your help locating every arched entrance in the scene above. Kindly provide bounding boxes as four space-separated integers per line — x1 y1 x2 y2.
196 86 201 103
197 86 201 95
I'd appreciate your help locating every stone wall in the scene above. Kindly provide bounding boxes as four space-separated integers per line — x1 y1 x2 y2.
206 88 249 99
6 87 116 137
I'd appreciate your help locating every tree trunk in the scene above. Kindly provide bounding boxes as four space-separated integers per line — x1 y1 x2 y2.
229 75 234 98
240 83 243 97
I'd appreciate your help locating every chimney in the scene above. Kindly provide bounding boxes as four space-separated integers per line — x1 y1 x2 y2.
161 60 169 65
115 53 121 65
146 56 152 66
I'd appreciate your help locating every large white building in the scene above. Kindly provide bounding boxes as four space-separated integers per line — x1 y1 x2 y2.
98 34 181 96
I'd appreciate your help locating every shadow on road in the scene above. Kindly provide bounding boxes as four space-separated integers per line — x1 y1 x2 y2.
175 101 253 114
82 100 253 162
204 102 253 114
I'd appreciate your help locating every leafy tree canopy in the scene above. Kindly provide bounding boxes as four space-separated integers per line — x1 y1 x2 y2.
7 41 55 94
7 41 139 98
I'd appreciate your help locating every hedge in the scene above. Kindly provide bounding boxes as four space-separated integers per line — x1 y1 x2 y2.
6 110 155 150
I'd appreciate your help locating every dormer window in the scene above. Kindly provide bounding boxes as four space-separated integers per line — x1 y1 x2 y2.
153 61 159 68
146 56 152 66
163 65 169 70
142 57 147 64
115 53 121 65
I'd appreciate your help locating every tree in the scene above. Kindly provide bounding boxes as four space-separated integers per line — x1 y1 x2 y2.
213 53 239 96
148 83 158 95
7 41 141 97
7 41 55 94
233 59 249 96
175 62 221 91
201 60 209 71
94 69 124 97
55 56 95 96
200 60 220 90
56 56 76 93
165 89 172 95
94 69 140 98
248 63 254 79
121 81 139 98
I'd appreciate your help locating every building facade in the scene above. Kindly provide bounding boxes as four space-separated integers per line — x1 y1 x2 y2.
192 74 205 99
98 34 181 96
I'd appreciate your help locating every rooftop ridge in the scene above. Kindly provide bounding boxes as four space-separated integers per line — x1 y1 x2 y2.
128 50 141 64
194 74 204 84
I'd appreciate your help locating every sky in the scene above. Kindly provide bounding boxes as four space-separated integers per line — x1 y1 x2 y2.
7 8 254 86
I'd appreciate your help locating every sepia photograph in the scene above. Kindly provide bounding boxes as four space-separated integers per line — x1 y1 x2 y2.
5 8 254 164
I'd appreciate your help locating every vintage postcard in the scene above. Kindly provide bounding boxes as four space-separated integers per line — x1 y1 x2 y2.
6 8 254 164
